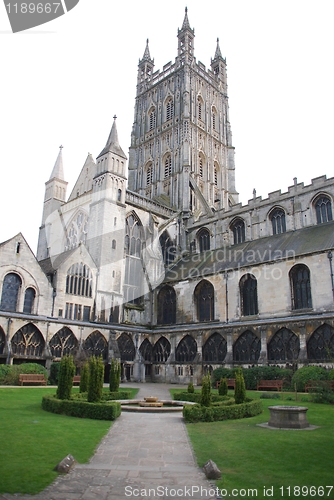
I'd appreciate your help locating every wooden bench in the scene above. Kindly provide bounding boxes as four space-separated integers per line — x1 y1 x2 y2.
73 375 81 385
19 374 47 386
304 380 334 392
257 379 283 391
216 378 236 389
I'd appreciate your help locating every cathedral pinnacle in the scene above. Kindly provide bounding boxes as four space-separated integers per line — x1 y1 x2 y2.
97 115 126 159
214 38 223 59
49 145 65 180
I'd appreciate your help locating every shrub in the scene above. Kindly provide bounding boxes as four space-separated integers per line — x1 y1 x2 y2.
56 355 76 400
79 361 89 393
187 382 195 393
173 392 231 403
309 384 334 404
291 366 329 392
234 369 246 404
242 366 293 390
0 363 48 385
88 356 104 403
42 394 121 420
218 377 228 396
109 359 121 393
212 367 234 386
200 375 212 407
49 362 60 385
183 399 262 423
329 369 334 380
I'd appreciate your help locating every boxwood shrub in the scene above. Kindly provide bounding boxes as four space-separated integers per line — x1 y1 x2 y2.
42 394 121 420
183 398 262 423
173 392 230 403
0 363 48 385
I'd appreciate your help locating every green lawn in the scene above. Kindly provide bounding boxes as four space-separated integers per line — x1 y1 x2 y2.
0 387 136 495
181 390 334 500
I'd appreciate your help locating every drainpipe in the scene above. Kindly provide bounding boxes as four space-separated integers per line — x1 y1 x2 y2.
327 251 334 301
225 271 229 323
6 318 12 365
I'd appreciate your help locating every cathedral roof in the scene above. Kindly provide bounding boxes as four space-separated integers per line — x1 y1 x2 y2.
97 116 127 159
164 221 334 282
50 146 65 180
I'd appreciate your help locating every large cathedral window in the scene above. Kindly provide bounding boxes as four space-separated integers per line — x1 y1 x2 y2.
197 228 210 252
268 328 300 362
175 335 197 362
202 332 227 362
153 336 171 362
23 288 36 314
66 263 92 297
240 274 258 316
270 207 286 234
157 285 176 325
146 163 153 186
314 195 332 224
0 273 22 312
65 211 88 251
230 218 245 244
124 213 144 305
194 280 214 322
159 231 176 266
289 264 312 310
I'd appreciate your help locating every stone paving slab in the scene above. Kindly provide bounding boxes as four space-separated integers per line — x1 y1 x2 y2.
0 383 219 500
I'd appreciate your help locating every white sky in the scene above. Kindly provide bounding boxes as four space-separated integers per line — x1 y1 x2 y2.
1 0 333 253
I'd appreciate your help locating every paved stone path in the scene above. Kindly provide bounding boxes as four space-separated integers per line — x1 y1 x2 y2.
1 384 218 500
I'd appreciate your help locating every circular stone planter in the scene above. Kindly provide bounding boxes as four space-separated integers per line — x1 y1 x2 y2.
268 405 310 429
117 399 196 413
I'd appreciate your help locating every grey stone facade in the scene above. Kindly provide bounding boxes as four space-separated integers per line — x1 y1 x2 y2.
0 9 333 382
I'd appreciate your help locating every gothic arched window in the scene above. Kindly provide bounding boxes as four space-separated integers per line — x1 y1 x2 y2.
11 323 45 357
289 264 312 310
0 273 22 312
197 96 203 121
166 97 174 121
270 207 286 234
49 327 78 358
202 332 227 362
212 106 217 130
117 333 135 362
314 195 333 224
240 274 258 316
175 335 197 362
199 156 204 178
83 331 108 360
268 328 300 362
197 228 210 252
307 323 334 361
164 155 172 178
140 338 153 362
65 211 88 251
231 218 245 244
149 108 156 130
153 336 171 363
194 280 214 322
23 288 36 314
66 263 92 298
233 330 261 362
124 214 144 305
157 285 176 325
146 163 153 186
159 231 176 266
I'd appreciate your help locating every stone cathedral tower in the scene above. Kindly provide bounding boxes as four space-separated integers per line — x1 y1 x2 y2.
128 8 239 218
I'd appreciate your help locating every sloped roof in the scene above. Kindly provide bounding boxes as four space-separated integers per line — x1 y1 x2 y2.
164 221 334 283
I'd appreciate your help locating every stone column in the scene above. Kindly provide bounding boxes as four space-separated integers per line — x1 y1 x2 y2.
258 327 268 364
225 329 233 364
297 323 308 364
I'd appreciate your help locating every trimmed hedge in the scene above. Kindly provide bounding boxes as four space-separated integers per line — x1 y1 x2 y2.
183 398 263 423
42 394 121 420
212 366 293 390
0 363 48 385
173 392 230 403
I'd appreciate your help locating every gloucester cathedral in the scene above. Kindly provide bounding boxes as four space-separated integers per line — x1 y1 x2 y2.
1 9 334 383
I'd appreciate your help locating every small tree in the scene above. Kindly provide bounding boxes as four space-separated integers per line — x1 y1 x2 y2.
79 360 89 393
87 356 104 403
109 359 121 393
56 355 75 400
200 374 212 407
187 382 195 393
234 369 246 404
218 377 228 396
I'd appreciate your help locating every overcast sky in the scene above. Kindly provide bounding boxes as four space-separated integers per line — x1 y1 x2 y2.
1 0 333 253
